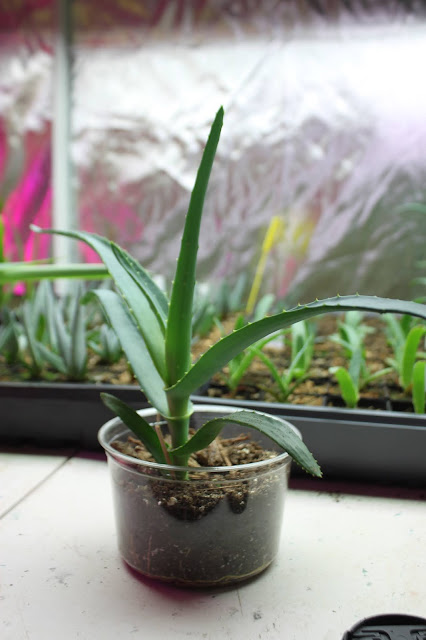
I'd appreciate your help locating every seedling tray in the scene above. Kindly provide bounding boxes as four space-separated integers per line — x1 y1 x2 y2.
1 381 425 485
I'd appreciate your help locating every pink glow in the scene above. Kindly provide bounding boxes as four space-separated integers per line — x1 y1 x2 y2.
2 131 52 262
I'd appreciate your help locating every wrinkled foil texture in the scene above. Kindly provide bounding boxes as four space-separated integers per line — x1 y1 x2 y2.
2 1 426 304
0 5 54 264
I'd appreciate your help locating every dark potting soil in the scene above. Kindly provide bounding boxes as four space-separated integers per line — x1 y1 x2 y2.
111 433 278 521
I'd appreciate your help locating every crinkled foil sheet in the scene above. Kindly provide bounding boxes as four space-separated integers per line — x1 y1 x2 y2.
2 1 426 304
0 3 54 263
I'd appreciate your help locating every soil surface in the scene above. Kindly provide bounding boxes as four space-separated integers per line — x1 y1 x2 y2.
0 315 415 411
192 315 414 412
112 431 277 468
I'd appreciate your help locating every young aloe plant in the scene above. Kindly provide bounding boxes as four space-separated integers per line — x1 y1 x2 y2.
329 311 393 408
0 307 20 365
32 107 426 476
412 360 426 414
88 323 123 364
384 313 426 392
215 294 278 392
251 320 316 402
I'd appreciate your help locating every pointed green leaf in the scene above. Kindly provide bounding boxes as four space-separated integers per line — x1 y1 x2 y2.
401 325 426 390
170 410 321 477
52 302 72 366
331 367 359 408
69 289 88 378
165 107 224 386
229 332 283 390
21 302 44 375
87 289 170 417
36 342 67 375
111 243 169 324
101 393 167 464
412 361 426 414
31 226 168 379
168 295 426 400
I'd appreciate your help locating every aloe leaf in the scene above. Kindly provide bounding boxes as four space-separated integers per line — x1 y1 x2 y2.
348 349 363 388
36 342 68 375
0 310 20 363
0 324 12 352
170 410 321 477
412 361 426 414
69 288 88 378
21 302 44 375
43 282 60 351
253 348 288 398
168 295 426 400
0 262 109 282
100 393 167 464
0 322 19 362
165 107 224 387
286 337 313 382
228 333 279 389
364 367 393 386
31 226 168 379
111 244 169 326
86 289 170 417
401 325 426 390
52 302 72 368
291 321 314 374
383 313 405 369
330 367 358 408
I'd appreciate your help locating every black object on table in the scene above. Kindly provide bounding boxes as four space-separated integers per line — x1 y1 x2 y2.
343 614 426 639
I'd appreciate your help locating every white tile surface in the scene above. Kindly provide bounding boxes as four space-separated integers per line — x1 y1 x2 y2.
0 451 69 517
1 455 425 640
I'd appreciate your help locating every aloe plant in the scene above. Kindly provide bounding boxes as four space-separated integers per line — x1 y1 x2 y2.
329 311 393 408
0 307 20 365
32 107 426 476
412 360 426 414
384 313 426 392
251 321 316 402
38 282 89 380
215 294 278 392
88 323 123 364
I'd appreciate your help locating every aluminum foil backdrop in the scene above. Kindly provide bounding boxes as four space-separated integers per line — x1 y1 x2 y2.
2 1 426 304
0 2 54 264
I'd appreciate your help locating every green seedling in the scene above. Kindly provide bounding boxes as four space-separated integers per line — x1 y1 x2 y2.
412 360 426 414
252 320 316 402
384 313 426 393
7 281 89 381
32 108 426 476
289 320 316 380
0 307 20 365
35 282 88 381
88 323 123 365
329 311 392 408
215 294 278 392
413 260 426 304
12 281 52 377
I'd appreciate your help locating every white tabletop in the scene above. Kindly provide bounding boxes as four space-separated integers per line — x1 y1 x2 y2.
1 450 425 640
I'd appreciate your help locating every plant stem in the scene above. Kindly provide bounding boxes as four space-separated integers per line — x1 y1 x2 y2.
166 395 191 465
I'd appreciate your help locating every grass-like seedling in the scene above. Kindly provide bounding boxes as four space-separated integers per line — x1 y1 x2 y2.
253 320 316 402
32 108 426 476
329 311 393 408
384 313 426 392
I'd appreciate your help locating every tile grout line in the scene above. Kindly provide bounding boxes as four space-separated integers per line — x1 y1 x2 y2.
0 451 78 520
